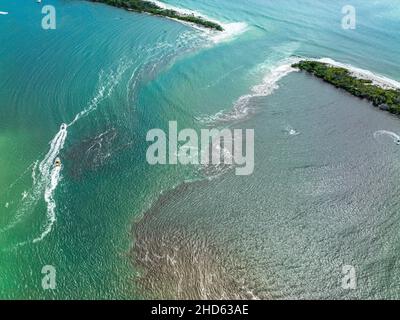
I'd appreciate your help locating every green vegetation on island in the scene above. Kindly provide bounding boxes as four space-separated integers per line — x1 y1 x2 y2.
91 0 224 31
292 60 400 115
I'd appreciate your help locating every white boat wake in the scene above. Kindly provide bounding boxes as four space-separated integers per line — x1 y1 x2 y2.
1 125 67 238
32 124 68 243
374 130 400 145
31 62 130 243
2 59 132 245
285 125 301 136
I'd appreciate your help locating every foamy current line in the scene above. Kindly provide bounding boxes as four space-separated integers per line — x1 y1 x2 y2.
200 56 400 124
198 57 302 124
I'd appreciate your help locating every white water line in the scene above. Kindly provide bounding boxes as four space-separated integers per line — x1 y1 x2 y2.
3 60 132 244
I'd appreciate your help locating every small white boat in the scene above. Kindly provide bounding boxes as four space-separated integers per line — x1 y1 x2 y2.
54 157 62 168
60 123 67 131
37 0 42 3
0 11 9 15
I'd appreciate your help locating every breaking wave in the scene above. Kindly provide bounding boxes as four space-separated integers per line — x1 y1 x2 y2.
199 55 400 126
314 57 400 90
148 0 248 44
198 57 301 124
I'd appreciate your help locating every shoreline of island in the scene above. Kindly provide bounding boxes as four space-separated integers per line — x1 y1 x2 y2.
292 60 400 115
91 0 224 31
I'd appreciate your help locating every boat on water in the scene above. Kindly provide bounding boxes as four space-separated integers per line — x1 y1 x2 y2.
0 11 9 15
54 157 62 168
60 123 67 131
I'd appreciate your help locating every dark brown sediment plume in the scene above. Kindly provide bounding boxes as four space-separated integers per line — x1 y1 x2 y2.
130 181 272 300
65 128 133 179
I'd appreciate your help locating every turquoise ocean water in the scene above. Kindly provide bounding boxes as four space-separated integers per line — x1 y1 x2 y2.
0 0 400 299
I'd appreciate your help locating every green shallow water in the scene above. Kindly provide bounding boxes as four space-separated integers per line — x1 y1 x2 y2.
1 0 400 299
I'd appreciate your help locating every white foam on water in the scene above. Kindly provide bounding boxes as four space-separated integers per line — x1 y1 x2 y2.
31 160 38 185
3 60 131 244
374 130 400 145
31 60 132 243
209 22 248 44
285 125 300 136
252 59 300 96
314 58 400 90
69 61 131 126
32 125 67 243
199 55 400 126
2 159 39 194
148 0 247 44
1 128 67 235
126 65 140 105
149 0 197 15
199 57 301 124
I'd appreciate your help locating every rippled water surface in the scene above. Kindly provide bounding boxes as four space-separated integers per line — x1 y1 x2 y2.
1 0 399 298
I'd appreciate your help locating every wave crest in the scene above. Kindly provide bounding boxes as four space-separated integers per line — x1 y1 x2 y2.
199 56 400 126
148 0 248 44
198 57 300 124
